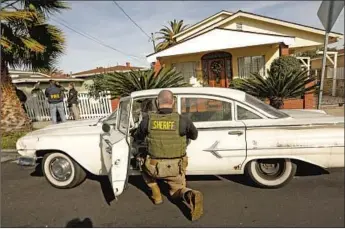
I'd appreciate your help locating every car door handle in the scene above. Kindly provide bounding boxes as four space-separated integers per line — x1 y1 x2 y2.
105 139 113 146
228 130 243 136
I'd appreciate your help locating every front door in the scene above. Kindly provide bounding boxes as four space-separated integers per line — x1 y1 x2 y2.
179 95 247 174
201 51 232 88
206 58 227 87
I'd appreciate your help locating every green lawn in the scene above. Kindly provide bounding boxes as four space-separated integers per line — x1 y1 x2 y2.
1 131 29 150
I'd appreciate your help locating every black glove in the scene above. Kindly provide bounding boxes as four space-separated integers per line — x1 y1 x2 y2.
129 128 137 137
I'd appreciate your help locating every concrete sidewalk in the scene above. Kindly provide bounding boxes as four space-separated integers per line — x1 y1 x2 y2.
1 151 20 163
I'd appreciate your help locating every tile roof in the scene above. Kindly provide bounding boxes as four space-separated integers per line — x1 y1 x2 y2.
71 62 145 77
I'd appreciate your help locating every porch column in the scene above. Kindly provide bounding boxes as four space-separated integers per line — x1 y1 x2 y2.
279 43 289 56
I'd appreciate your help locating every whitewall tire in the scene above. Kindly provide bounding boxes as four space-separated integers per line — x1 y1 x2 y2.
245 158 297 188
42 152 86 189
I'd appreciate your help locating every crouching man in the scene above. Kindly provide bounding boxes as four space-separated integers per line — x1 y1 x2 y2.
132 90 203 221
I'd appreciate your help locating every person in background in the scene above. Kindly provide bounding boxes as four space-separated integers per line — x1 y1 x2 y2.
15 86 27 113
45 80 66 124
31 82 44 97
67 83 80 120
54 81 67 122
55 81 67 92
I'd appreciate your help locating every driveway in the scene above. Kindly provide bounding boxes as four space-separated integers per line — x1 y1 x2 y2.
1 162 344 227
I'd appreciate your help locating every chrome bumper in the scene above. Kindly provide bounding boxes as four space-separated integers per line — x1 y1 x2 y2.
18 156 37 166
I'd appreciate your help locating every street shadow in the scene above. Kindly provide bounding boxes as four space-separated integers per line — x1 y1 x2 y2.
30 162 116 205
87 173 116 205
30 159 43 177
65 218 93 228
294 161 329 176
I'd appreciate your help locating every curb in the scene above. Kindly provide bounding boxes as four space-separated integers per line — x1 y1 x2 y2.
1 149 18 154
1 150 20 163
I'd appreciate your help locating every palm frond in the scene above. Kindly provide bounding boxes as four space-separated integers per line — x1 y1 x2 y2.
88 67 187 99
0 9 37 21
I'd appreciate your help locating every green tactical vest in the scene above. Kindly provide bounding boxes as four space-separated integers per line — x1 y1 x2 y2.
147 112 187 159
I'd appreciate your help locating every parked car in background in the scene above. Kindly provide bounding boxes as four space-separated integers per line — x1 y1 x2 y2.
16 87 344 198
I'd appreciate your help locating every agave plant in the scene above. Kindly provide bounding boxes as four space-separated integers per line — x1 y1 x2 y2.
155 19 188 51
232 70 317 109
88 67 188 99
1 0 69 133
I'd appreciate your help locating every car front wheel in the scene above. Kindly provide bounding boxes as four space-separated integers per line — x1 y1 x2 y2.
42 152 86 189
245 158 297 188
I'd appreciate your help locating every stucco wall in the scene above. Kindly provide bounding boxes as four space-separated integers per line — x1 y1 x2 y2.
222 17 327 49
160 44 280 79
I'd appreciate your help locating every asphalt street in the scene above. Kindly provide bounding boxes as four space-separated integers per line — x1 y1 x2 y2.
1 162 344 227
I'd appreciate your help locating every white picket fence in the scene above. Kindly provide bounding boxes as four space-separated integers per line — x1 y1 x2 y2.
24 91 112 121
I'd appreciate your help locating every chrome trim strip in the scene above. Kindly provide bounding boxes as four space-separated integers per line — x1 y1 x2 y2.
203 145 344 152
196 123 343 131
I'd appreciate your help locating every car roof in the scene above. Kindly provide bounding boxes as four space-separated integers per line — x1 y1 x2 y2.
130 87 246 102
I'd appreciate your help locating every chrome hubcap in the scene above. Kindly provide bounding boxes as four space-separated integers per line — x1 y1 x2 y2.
259 163 280 175
49 157 72 181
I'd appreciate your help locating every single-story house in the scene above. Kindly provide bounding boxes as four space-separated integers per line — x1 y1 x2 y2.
71 62 147 109
10 70 84 96
71 62 146 88
147 10 343 109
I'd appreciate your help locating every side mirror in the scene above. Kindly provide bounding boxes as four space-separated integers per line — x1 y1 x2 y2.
102 123 111 133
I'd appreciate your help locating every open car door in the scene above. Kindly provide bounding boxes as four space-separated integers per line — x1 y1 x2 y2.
102 98 132 198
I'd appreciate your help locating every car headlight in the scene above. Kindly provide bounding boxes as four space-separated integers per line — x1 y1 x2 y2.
16 137 38 150
16 138 26 150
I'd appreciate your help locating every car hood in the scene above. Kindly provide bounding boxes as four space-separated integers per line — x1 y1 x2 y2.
26 118 103 137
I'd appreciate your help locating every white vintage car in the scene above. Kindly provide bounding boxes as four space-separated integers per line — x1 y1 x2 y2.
16 87 344 197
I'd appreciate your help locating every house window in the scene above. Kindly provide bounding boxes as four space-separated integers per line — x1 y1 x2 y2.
171 62 197 83
236 23 243 30
181 97 232 122
238 55 265 78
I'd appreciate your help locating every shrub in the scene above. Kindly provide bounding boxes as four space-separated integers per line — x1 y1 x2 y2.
229 78 245 89
270 56 301 76
233 69 317 109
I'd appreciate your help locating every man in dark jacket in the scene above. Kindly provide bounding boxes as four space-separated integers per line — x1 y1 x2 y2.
15 87 27 113
45 80 66 124
132 90 203 221
67 83 80 120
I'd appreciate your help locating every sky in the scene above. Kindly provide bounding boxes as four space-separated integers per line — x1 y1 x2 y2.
48 1 345 74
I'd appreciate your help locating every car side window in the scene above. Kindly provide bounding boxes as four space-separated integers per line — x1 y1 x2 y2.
237 105 262 120
132 97 178 122
181 97 232 122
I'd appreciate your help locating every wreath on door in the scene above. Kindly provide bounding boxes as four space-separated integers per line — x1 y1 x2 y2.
210 61 223 83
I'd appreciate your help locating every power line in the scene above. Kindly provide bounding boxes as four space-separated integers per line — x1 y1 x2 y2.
112 1 151 40
51 16 148 64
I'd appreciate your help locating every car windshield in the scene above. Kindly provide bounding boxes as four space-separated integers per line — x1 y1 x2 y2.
244 94 289 119
101 109 118 126
104 109 118 121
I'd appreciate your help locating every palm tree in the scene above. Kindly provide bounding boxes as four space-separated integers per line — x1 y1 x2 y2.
1 0 68 133
88 67 188 99
231 70 317 109
39 67 64 76
155 19 188 51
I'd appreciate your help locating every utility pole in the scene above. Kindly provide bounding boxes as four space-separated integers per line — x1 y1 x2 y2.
151 33 156 52
317 33 329 109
